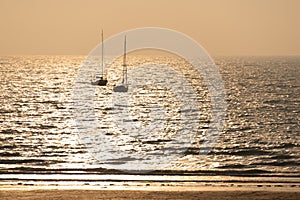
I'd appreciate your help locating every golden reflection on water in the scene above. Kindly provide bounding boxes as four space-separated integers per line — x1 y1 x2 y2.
0 55 299 176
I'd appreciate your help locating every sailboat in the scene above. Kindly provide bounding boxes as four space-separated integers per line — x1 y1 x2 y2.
113 36 128 92
93 30 108 86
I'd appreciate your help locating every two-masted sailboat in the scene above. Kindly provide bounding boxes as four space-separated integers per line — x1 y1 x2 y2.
93 30 108 86
113 36 128 92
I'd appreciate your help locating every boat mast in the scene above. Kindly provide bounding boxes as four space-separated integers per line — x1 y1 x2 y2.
122 36 127 85
101 30 104 77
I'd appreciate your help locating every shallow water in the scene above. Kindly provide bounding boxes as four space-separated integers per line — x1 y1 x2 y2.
0 55 299 182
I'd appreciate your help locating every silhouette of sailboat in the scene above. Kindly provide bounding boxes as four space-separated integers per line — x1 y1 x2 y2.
113 36 128 92
93 30 108 86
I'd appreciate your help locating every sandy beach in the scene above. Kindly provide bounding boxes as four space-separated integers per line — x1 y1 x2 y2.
1 183 300 200
1 189 300 200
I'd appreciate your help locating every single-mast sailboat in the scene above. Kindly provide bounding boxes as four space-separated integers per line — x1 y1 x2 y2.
93 30 108 86
113 36 128 92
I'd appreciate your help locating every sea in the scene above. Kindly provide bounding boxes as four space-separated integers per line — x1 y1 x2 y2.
0 55 299 189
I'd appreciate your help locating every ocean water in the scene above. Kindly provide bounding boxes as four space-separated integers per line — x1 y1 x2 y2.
0 55 299 187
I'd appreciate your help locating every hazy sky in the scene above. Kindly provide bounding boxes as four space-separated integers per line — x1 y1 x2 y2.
0 0 300 56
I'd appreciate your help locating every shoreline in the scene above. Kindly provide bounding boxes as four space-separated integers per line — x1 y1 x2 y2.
1 180 300 191
1 173 299 199
1 174 299 192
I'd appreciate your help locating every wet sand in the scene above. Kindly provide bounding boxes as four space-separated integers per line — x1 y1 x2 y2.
1 188 300 200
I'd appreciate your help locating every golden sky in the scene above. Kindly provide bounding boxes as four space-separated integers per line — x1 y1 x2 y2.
0 0 299 56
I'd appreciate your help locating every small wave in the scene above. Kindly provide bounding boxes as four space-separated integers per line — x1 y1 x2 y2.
270 154 296 160
0 109 14 114
39 124 57 129
210 148 270 156
216 164 251 169
0 159 46 164
272 143 298 149
0 129 21 134
0 144 18 150
143 139 172 144
254 160 299 167
0 152 21 157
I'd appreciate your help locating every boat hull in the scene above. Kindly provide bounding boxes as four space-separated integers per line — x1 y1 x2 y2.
113 85 128 92
92 79 108 86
